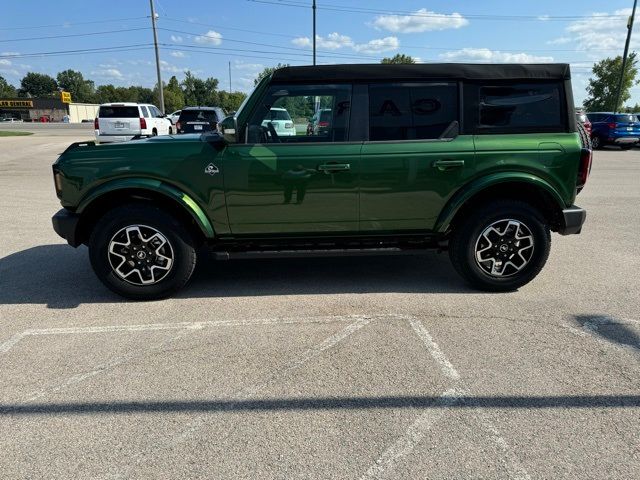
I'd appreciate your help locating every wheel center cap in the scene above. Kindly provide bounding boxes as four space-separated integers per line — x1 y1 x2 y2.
499 244 509 253
136 251 147 260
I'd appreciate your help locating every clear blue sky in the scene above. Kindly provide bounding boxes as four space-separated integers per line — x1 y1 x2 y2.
1 0 639 105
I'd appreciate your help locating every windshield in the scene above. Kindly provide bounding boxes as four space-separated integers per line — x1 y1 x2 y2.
99 106 139 118
179 110 219 122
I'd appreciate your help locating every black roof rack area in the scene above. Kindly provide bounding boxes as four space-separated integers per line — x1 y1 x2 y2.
271 63 571 83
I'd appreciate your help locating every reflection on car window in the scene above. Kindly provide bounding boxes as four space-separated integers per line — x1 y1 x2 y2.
479 83 562 129
368 83 458 141
246 84 351 143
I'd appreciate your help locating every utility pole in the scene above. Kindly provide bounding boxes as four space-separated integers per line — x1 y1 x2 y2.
229 61 232 93
150 0 164 113
614 0 638 113
312 0 316 65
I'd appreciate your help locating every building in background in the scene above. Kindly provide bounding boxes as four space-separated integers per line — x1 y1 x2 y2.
0 96 99 123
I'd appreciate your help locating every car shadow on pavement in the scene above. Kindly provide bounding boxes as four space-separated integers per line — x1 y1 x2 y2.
1 393 639 416
574 314 640 351
0 244 473 308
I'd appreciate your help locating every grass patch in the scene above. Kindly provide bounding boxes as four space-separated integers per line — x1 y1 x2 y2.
0 131 34 137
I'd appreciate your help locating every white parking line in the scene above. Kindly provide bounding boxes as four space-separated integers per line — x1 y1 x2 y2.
360 388 467 480
114 315 372 478
0 314 368 355
408 317 460 381
361 316 530 480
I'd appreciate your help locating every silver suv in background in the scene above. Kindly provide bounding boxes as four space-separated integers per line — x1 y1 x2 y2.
94 103 173 143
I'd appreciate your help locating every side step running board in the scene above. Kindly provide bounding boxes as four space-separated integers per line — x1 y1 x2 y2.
213 247 434 261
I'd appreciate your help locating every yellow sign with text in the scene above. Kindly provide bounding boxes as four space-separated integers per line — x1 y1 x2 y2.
61 91 72 103
0 100 33 108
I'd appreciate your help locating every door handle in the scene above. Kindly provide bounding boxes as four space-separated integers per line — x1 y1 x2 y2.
433 159 465 170
318 163 350 172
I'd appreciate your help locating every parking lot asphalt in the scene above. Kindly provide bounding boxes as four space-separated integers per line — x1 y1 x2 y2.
0 131 639 479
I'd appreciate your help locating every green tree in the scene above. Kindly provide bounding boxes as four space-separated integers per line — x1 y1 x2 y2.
181 71 208 105
0 75 17 97
584 53 639 112
56 69 95 103
216 90 247 113
161 76 185 112
254 63 289 86
19 72 58 97
381 54 416 64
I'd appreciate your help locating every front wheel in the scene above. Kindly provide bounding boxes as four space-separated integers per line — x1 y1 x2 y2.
449 200 551 292
89 204 197 300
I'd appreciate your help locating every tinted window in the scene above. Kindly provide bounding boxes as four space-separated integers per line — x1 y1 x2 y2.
179 110 219 123
614 114 637 123
478 83 562 130
368 83 458 141
99 106 139 118
247 84 351 143
140 106 149 118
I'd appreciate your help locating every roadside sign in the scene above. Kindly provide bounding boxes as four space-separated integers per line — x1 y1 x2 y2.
61 91 72 103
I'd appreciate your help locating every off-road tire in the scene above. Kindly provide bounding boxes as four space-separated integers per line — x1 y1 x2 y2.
449 200 551 292
89 204 197 300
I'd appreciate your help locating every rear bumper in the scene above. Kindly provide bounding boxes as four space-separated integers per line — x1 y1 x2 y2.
612 137 639 144
52 208 81 247
558 205 586 235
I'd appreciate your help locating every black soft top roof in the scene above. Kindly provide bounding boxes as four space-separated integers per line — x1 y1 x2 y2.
271 63 571 83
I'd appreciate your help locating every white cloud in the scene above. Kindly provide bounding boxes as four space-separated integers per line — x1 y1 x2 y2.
439 48 554 63
194 30 222 45
292 32 355 50
170 35 183 43
292 33 399 54
234 61 265 71
537 15 550 21
170 51 186 58
353 36 400 54
0 59 11 66
547 37 571 45
90 68 124 80
564 8 634 51
159 60 193 74
1 52 19 57
372 8 469 33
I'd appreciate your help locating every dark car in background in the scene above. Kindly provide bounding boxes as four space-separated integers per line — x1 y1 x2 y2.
587 112 640 149
176 106 225 134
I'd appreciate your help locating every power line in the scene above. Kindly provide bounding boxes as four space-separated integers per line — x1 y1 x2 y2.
247 0 628 21
0 44 153 59
0 27 150 43
0 16 149 31
160 16 302 39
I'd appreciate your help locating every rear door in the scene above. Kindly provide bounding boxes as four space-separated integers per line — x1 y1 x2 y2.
223 83 359 234
98 105 141 135
359 82 475 231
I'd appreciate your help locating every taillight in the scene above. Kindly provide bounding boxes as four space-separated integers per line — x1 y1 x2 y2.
608 122 617 129
140 117 147 129
318 121 329 127
577 148 592 189
94 118 99 130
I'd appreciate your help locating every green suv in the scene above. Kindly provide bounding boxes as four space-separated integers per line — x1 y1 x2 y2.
51 64 591 299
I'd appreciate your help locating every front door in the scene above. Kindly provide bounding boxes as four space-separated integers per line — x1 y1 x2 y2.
359 81 475 232
223 83 359 235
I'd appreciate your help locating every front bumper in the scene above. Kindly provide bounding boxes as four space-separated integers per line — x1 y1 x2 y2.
558 205 586 235
52 208 81 247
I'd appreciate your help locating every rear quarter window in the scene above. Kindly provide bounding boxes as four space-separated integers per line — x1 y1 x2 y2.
466 82 566 133
99 106 139 118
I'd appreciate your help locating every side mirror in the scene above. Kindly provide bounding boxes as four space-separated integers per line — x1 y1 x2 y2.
220 115 238 143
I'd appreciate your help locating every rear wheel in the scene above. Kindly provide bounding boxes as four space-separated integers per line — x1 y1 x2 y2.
169 127 173 135
152 128 158 136
591 135 602 149
449 200 551 292
89 204 197 300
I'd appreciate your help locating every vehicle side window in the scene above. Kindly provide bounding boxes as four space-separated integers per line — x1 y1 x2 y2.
476 82 564 132
140 106 150 118
246 84 351 143
149 106 160 117
368 83 458 141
